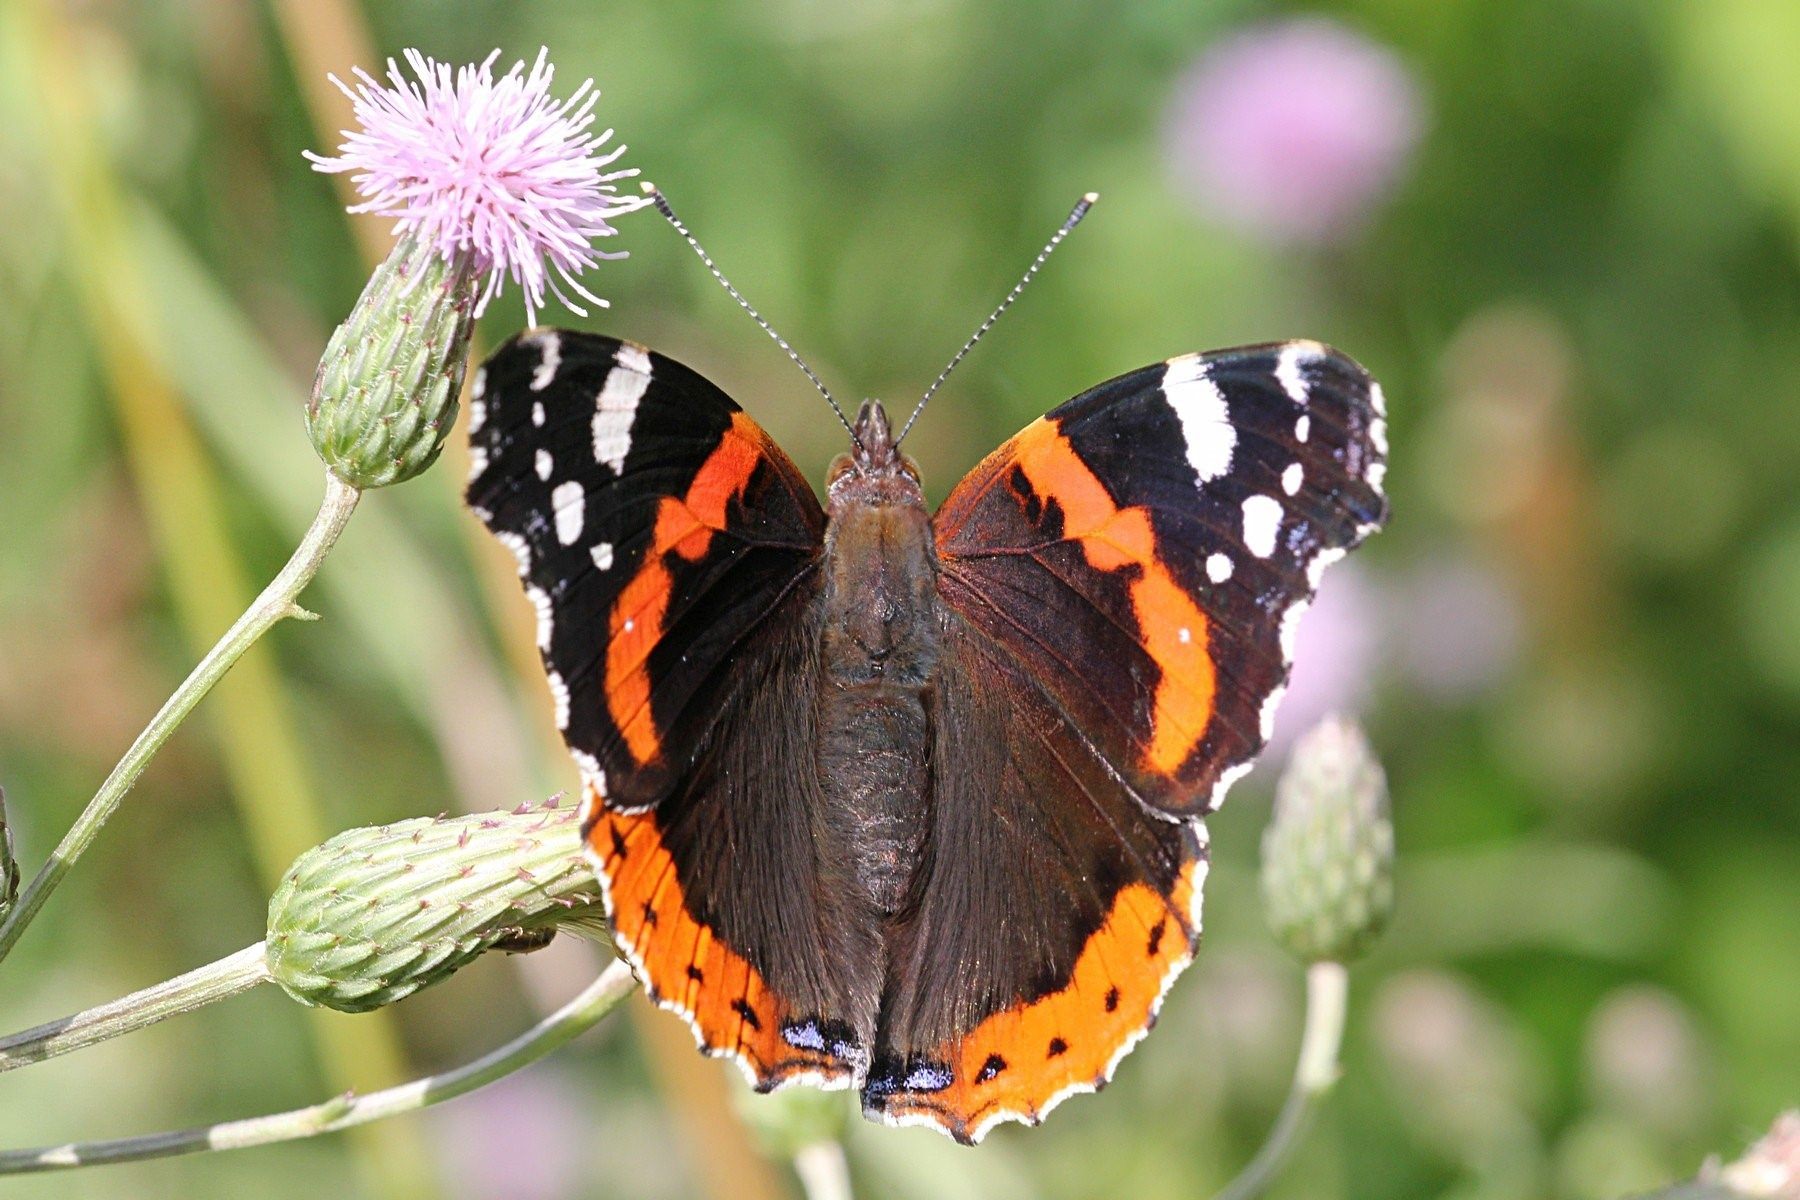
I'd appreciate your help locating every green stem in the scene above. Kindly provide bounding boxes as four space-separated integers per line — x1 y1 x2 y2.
0 944 270 1071
0 960 638 1174
1212 961 1349 1200
0 472 361 967
793 1141 855 1200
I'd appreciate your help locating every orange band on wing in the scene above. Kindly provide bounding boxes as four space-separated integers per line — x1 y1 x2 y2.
587 794 857 1089
1010 420 1218 775
605 413 765 766
875 861 1203 1142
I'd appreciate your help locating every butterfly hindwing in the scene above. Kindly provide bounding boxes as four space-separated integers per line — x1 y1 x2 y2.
468 330 874 1089
864 620 1206 1141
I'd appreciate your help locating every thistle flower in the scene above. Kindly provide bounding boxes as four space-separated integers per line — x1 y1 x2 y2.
303 49 643 488
306 48 642 323
266 803 604 1013
1165 19 1425 244
1261 716 1394 964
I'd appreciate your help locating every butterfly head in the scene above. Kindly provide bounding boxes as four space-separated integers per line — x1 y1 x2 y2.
826 399 923 508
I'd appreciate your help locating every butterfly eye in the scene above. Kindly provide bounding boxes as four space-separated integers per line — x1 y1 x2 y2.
826 452 857 490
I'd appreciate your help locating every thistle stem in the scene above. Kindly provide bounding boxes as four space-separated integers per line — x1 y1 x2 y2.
0 473 361 967
0 944 270 1072
1212 960 1349 1200
0 960 638 1174
793 1141 855 1200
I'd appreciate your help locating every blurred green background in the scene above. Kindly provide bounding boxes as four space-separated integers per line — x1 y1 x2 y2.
1 0 1797 1197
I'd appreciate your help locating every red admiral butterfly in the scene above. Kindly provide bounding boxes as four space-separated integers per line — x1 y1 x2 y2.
465 194 1388 1143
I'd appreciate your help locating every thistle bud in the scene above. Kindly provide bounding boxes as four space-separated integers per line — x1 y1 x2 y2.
1261 716 1394 964
302 48 645 485
305 233 477 488
266 803 604 1013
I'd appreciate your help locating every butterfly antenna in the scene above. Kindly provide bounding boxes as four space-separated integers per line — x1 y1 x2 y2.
894 192 1098 447
643 184 858 444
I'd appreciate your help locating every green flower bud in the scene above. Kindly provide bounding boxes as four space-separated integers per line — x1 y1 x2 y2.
1261 716 1395 964
306 233 478 489
267 803 604 1013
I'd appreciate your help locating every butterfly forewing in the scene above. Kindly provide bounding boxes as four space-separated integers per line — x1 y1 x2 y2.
935 340 1388 818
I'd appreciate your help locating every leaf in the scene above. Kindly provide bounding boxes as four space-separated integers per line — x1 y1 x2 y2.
1674 0 1800 242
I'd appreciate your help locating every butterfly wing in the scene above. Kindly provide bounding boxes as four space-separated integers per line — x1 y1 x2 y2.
864 341 1388 1139
933 340 1388 817
468 330 875 1089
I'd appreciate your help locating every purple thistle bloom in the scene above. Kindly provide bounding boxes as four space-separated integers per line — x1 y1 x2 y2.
1164 19 1425 244
307 48 644 325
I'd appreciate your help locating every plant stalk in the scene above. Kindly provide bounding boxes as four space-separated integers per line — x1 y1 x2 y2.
0 960 638 1174
793 1141 855 1200
0 944 270 1071
0 473 360 967
1212 960 1349 1200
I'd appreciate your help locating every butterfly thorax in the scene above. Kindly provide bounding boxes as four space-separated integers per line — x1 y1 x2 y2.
818 400 938 917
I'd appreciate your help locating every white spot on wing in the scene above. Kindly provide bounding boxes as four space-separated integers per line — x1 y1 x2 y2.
1295 413 1311 443
552 480 585 545
1306 544 1347 590
1162 354 1236 484
467 444 489 481
1277 342 1320 404
471 367 488 401
467 396 487 435
1208 760 1255 811
526 584 553 651
495 530 531 575
1258 680 1288 741
529 332 561 391
1280 595 1311 661
546 668 570 730
590 541 613 571
1206 552 1234 583
532 401 546 427
592 344 652 473
616 342 652 374
571 749 605 795
1283 462 1304 496
535 448 553 481
1241 494 1283 558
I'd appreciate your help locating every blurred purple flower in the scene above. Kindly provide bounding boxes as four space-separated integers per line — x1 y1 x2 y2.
1394 555 1523 699
432 1068 591 1200
1584 986 1712 1136
1270 560 1381 752
1164 19 1425 244
307 48 645 324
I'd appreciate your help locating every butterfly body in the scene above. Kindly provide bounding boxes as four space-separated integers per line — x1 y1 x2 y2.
818 401 938 920
467 328 1387 1142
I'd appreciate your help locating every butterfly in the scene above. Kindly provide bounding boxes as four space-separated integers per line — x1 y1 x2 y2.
464 198 1388 1143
